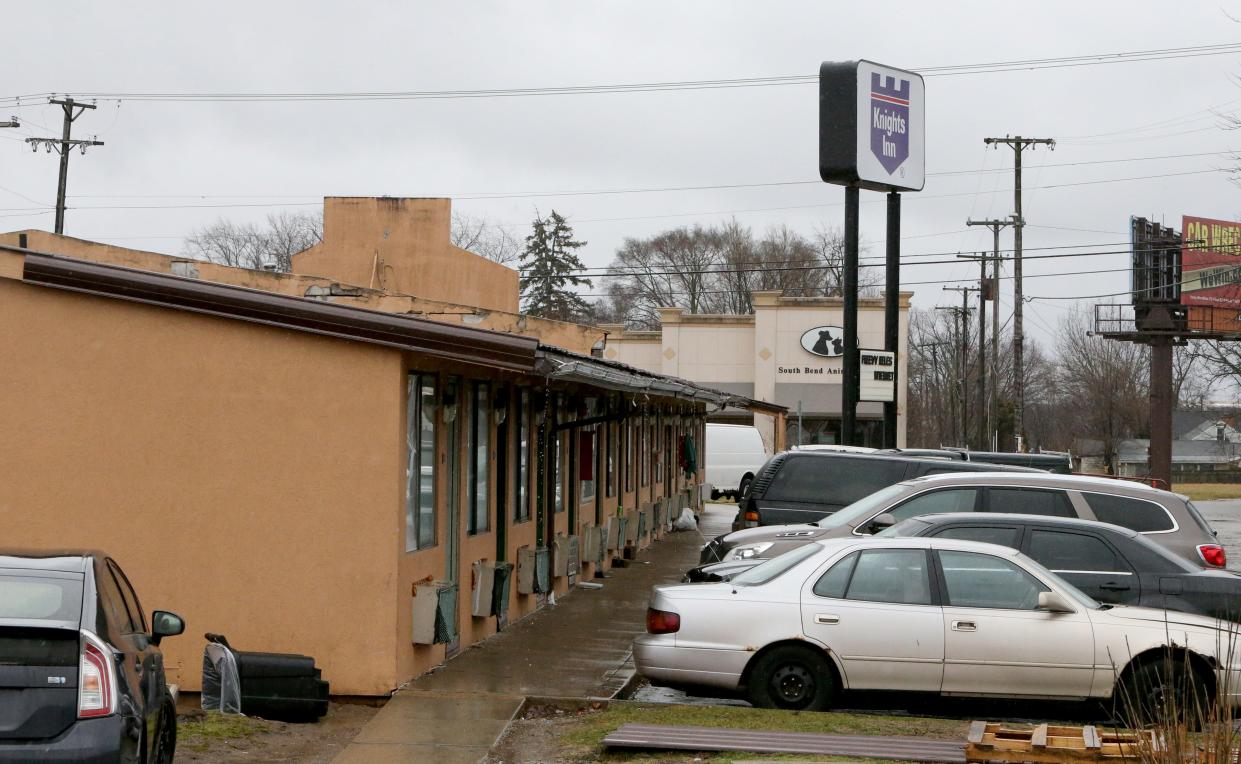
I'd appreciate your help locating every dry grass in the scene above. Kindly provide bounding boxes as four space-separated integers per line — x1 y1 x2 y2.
1172 483 1241 501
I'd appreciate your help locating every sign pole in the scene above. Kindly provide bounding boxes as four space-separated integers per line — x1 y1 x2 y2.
883 191 900 448
843 185 860 446
820 60 923 448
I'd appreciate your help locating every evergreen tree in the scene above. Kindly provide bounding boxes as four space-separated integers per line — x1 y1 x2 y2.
518 210 593 322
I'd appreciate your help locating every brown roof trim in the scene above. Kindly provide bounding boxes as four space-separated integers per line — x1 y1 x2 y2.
18 250 538 372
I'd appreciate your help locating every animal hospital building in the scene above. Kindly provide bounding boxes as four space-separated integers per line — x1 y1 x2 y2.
600 290 912 451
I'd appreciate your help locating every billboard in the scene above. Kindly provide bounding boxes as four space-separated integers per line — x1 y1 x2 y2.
819 60 925 192
1182 215 1241 309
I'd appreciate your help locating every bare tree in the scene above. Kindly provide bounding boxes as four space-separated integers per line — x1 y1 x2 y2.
451 212 521 265
1055 306 1148 473
597 221 880 327
184 212 323 272
810 224 882 297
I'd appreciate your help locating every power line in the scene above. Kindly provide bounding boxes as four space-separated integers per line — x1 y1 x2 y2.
4 164 1208 220
55 149 1233 203
7 42 1241 107
577 263 1141 299
540 243 1148 279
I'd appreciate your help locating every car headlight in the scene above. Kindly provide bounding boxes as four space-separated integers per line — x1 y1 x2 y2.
728 542 773 560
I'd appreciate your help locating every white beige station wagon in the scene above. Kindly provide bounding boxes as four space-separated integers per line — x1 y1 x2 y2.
636 537 1241 718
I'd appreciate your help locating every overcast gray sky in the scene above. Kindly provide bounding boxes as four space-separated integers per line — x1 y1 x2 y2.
2 0 1239 346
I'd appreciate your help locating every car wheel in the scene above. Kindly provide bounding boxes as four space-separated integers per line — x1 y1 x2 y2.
1115 656 1209 728
149 695 177 764
738 476 752 501
710 488 720 501
747 645 835 711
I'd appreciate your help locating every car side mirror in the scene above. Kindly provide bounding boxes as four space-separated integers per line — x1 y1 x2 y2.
150 610 185 645
1037 591 1074 614
868 513 896 533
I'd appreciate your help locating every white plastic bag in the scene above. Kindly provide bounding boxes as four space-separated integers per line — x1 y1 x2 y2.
673 508 697 531
202 642 242 714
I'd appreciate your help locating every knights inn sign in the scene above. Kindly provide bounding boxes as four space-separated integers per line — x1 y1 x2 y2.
818 60 925 192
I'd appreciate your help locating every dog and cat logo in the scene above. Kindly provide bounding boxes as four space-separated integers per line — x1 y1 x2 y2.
799 326 846 358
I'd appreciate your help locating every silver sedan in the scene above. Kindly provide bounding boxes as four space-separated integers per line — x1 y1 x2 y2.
635 537 1241 718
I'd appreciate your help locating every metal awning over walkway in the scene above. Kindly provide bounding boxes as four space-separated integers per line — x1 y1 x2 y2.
537 346 785 415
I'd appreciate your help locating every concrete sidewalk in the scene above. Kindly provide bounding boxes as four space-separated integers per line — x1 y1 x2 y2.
333 510 716 763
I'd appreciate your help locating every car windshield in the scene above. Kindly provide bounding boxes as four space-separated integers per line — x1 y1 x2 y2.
814 483 911 528
729 544 821 586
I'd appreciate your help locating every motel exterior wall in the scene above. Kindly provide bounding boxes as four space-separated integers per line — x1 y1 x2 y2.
0 244 720 696
0 251 403 695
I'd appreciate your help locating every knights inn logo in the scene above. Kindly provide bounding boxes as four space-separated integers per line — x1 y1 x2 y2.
870 72 910 175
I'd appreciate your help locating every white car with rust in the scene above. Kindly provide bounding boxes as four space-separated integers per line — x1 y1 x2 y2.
635 537 1241 718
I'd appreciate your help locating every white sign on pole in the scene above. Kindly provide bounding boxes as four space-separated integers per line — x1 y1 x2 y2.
819 60 925 193
859 349 896 402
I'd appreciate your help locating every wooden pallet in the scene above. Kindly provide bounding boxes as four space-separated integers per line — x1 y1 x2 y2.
965 721 1158 763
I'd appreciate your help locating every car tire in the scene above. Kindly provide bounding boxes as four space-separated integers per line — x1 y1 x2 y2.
1115 655 1210 728
746 645 836 711
738 476 753 501
710 488 720 501
149 694 177 764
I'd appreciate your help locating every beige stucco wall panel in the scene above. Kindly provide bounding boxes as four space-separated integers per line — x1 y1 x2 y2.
292 198 519 313
0 280 403 696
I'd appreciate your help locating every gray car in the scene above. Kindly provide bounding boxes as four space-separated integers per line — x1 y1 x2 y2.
700 473 1224 570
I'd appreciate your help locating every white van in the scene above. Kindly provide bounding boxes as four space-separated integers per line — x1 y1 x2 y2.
705 423 769 501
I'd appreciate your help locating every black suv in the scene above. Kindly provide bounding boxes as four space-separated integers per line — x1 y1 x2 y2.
0 551 184 763
733 450 1040 529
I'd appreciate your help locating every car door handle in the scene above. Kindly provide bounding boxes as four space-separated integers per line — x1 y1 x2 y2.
1100 581 1131 591
951 620 976 632
814 614 839 625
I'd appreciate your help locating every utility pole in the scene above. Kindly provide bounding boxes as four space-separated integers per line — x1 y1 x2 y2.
982 136 1053 451
938 290 977 448
966 217 1016 450
25 98 105 234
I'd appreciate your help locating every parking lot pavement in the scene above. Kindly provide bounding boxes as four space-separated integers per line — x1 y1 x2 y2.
334 517 708 763
1193 499 1241 571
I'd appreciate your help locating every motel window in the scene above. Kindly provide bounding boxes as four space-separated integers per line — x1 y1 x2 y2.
516 388 531 523
624 420 633 493
580 429 596 504
605 421 615 498
554 432 564 513
468 382 490 534
653 419 662 485
405 374 437 552
640 421 649 487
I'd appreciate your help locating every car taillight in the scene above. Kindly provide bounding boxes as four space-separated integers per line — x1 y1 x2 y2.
743 510 759 523
646 608 681 634
1198 544 1227 569
78 632 115 718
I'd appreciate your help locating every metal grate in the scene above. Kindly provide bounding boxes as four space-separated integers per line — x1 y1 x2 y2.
534 546 550 593
433 584 458 644
491 562 513 617
566 536 581 576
